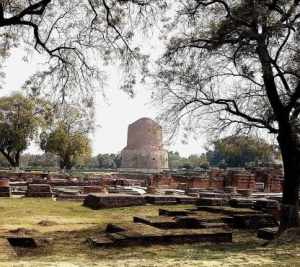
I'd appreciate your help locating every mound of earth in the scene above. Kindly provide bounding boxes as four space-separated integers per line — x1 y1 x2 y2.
9 228 39 236
37 220 57 226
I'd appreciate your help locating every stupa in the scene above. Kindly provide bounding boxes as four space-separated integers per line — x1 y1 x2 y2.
120 118 168 173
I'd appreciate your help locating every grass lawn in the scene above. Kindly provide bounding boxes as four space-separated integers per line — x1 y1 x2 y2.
0 198 299 267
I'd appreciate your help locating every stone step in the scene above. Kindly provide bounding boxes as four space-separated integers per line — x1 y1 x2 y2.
196 206 260 215
159 208 190 216
88 223 232 247
230 214 278 229
196 198 226 206
257 227 278 240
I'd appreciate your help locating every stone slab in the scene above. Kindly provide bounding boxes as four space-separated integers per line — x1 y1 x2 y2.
257 227 278 240
230 214 278 229
145 195 178 205
83 194 146 209
196 206 260 216
196 197 226 207
229 198 256 209
88 223 232 247
159 208 190 216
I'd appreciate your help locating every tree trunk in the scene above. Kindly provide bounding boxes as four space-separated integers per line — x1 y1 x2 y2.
15 151 20 168
60 155 72 172
278 125 300 230
0 150 18 168
59 159 65 170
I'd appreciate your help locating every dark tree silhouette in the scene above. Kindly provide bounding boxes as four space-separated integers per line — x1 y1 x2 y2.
151 0 300 229
0 0 156 101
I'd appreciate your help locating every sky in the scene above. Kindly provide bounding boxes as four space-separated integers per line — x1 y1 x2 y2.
1 48 206 158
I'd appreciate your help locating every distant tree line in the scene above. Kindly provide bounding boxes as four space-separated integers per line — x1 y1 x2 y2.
86 153 122 169
206 135 280 168
169 135 279 170
168 151 209 170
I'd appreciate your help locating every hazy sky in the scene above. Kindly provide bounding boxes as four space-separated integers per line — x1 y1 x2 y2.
1 48 206 157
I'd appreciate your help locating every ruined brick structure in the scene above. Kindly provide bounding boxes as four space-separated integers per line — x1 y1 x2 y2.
0 178 10 197
120 118 168 173
251 166 283 193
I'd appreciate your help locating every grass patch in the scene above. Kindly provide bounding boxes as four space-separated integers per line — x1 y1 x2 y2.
0 198 299 266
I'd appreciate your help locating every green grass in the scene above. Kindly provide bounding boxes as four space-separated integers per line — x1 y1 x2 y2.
0 198 299 267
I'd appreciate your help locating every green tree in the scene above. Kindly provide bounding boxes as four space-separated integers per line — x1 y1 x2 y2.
207 135 275 167
167 151 182 169
41 124 91 170
96 153 121 169
168 151 208 169
151 0 300 229
0 93 50 167
188 154 208 168
21 152 58 169
40 103 93 170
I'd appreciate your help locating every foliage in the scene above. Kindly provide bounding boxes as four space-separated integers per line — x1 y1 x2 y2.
40 103 92 170
206 135 276 167
0 153 12 168
168 151 208 170
0 92 51 167
20 152 58 169
41 123 91 170
94 153 121 169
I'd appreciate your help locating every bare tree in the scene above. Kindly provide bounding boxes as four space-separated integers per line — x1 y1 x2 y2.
151 0 300 229
0 0 158 102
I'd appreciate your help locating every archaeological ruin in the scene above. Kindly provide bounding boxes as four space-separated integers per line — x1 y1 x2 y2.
120 117 169 173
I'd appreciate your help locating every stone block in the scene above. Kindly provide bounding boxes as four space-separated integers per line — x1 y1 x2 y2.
145 195 178 205
257 227 278 240
254 199 279 211
230 214 278 229
196 197 225 207
229 198 255 209
26 184 52 198
83 194 146 209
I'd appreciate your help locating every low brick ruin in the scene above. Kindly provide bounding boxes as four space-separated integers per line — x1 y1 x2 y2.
0 165 285 208
0 178 10 197
87 197 280 248
26 184 53 198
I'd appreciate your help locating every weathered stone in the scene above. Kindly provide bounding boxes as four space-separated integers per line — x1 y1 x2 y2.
237 189 252 197
257 227 278 240
88 223 232 247
120 118 168 173
83 194 146 209
145 195 177 205
254 199 280 211
229 198 256 208
26 184 52 197
224 186 237 194
196 197 225 207
7 237 37 248
146 186 158 194
82 186 108 194
230 214 278 229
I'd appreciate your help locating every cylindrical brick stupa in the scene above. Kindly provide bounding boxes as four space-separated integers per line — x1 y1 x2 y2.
120 118 168 173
